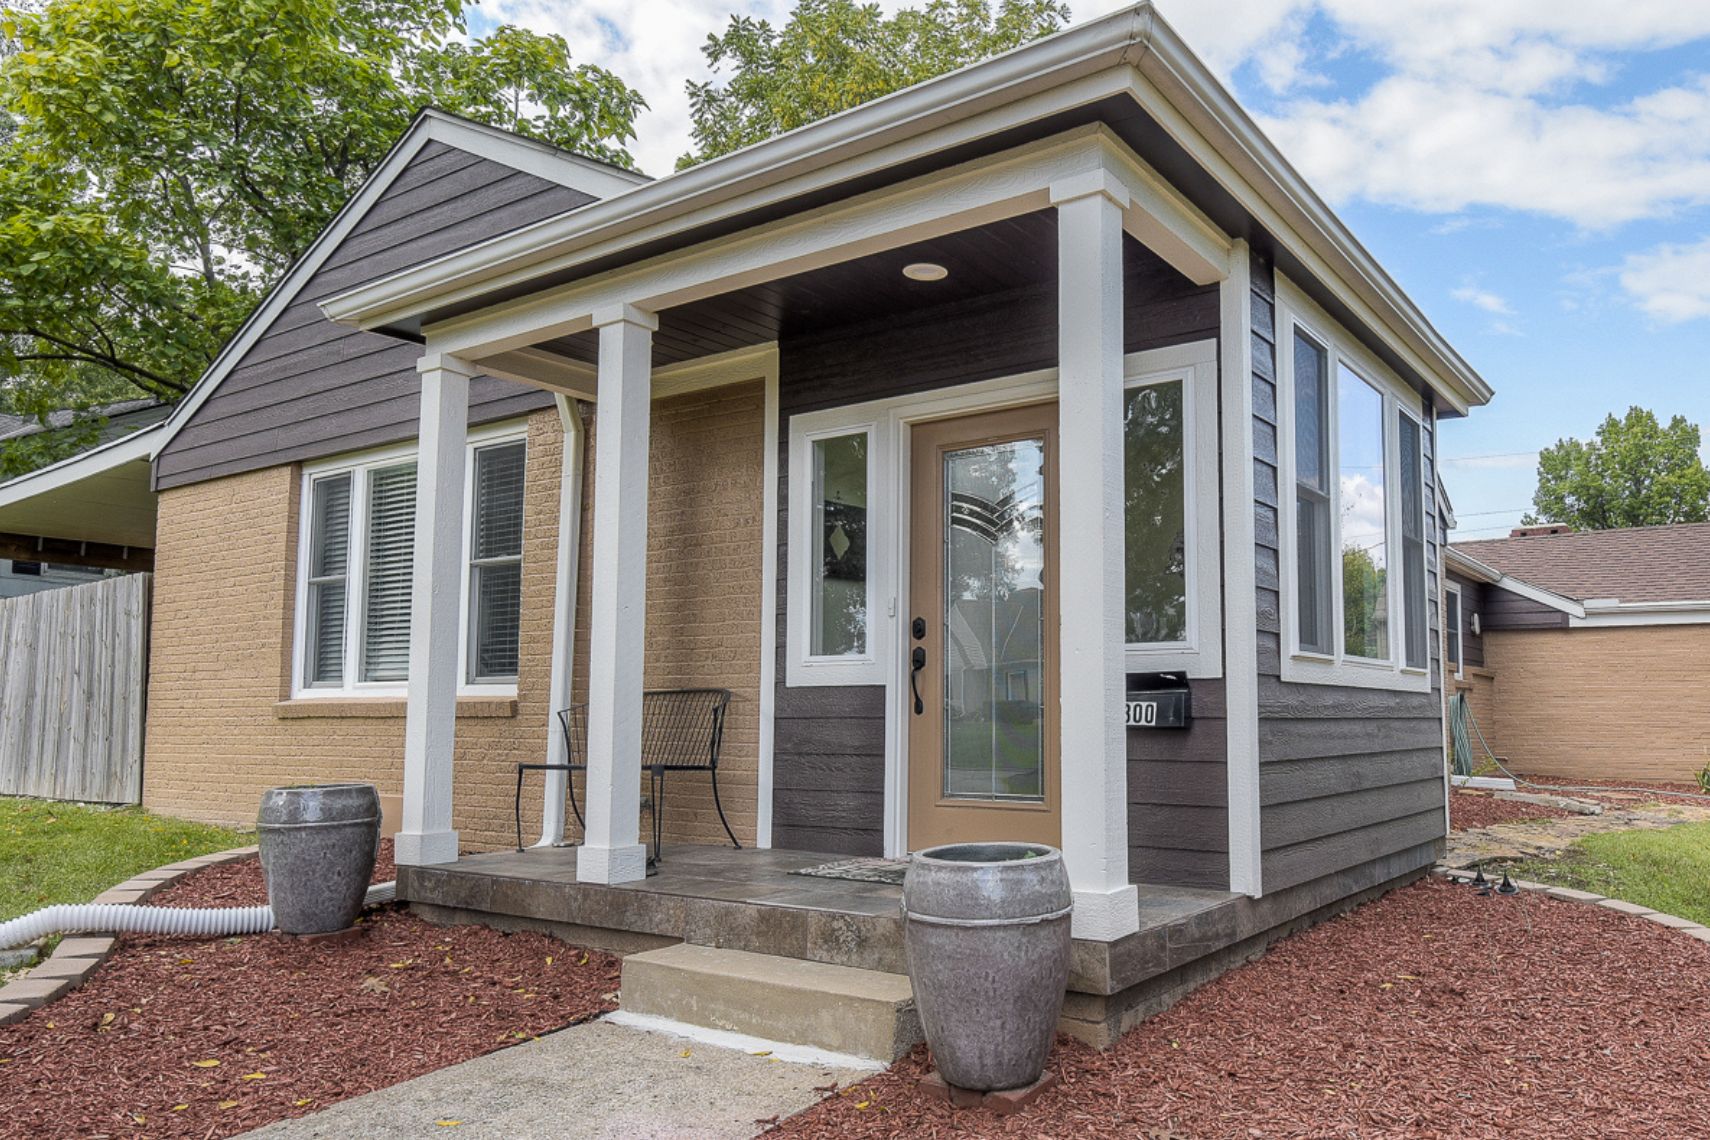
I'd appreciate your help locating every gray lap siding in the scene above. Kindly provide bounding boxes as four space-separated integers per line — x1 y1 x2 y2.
772 249 1229 887
1249 247 1447 895
155 141 592 490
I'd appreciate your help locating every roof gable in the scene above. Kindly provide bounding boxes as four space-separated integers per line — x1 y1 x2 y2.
152 111 642 490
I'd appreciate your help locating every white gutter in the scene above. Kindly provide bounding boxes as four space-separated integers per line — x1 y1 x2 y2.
0 422 162 506
1573 599 1710 628
318 2 1490 414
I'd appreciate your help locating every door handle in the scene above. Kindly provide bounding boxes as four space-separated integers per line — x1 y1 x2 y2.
910 646 926 715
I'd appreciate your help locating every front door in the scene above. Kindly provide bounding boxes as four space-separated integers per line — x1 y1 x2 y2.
907 403 1060 850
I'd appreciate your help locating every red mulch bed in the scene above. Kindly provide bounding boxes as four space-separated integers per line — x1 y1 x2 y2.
1449 790 1571 831
0 842 620 1140
774 878 1710 1139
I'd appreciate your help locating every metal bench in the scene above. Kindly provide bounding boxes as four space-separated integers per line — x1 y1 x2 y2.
514 688 739 862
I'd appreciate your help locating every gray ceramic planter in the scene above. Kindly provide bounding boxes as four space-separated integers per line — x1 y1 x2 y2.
257 783 381 935
902 842 1072 1091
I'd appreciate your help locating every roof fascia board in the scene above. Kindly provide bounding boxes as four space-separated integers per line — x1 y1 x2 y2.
421 126 1186 359
0 422 163 510
1571 602 1710 628
1490 575 1585 618
147 109 633 476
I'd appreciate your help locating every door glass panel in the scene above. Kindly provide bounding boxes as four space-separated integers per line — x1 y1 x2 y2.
942 437 1046 802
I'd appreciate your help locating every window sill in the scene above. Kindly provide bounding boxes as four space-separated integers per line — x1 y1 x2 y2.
273 696 519 720
1278 654 1432 694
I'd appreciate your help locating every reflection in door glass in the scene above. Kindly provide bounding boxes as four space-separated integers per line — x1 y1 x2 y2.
942 437 1046 802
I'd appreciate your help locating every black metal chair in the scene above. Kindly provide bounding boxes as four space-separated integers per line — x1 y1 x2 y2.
514 688 739 863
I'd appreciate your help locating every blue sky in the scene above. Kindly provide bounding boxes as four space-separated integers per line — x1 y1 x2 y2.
467 0 1710 540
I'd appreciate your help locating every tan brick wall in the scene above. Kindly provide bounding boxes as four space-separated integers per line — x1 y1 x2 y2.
145 387 768 851
1482 626 1710 781
1447 670 1499 767
567 381 766 847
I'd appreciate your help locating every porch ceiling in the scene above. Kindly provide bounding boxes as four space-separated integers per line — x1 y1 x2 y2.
533 210 1192 368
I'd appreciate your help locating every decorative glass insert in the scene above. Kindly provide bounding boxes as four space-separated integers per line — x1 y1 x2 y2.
810 432 869 657
941 436 1046 802
1293 331 1333 654
1339 368 1388 661
1123 378 1187 644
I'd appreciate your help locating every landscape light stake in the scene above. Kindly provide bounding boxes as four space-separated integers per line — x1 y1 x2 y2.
1470 868 1489 890
1497 872 1519 896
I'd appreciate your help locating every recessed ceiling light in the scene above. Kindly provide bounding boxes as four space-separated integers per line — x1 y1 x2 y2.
903 262 948 282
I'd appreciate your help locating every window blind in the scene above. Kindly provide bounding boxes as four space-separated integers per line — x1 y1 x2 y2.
362 462 417 683
305 473 352 686
469 442 526 682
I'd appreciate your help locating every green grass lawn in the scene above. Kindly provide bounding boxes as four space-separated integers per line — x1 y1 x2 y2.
0 797 248 922
1510 821 1710 927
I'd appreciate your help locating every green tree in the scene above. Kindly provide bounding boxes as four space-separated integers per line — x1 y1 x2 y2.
0 0 643 430
682 0 1069 167
1525 407 1710 530
1341 544 1387 660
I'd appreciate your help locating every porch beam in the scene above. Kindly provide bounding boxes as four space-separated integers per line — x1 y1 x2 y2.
576 303 658 885
396 351 477 867
1053 175 1141 942
428 127 1226 362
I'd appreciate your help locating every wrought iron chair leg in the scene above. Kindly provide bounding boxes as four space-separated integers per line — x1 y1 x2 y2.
566 767 585 836
710 771 741 849
514 767 526 852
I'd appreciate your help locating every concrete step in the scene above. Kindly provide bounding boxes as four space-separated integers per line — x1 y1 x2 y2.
619 943 922 1063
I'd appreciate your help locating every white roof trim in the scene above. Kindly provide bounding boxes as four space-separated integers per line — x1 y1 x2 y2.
0 422 162 509
319 2 1491 413
148 109 643 471
1572 600 1710 628
1444 545 1502 583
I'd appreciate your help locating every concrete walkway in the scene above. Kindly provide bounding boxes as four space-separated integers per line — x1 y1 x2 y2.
243 1017 872 1140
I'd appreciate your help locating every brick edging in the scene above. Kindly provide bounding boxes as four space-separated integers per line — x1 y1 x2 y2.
1432 867 1710 945
0 845 260 1026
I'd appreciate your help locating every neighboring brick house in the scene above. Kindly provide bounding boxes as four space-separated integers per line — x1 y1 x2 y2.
1445 524 1710 782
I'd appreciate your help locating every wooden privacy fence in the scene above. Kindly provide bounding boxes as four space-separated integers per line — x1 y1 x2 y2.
0 573 149 803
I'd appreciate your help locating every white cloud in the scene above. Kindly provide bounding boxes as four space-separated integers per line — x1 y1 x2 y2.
1451 284 1514 316
1150 0 1710 229
1619 237 1710 322
470 0 1710 230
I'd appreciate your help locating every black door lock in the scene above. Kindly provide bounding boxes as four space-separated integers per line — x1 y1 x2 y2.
912 617 927 641
910 646 927 714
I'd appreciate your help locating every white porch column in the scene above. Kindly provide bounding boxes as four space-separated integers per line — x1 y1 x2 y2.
576 303 657 885
396 351 476 866
1053 172 1140 941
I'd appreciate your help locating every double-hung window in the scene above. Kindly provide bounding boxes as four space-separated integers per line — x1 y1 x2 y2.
1444 583 1463 680
1278 276 1430 691
294 426 528 697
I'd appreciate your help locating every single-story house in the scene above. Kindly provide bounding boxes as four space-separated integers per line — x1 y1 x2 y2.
1446 524 1710 783
14 3 1493 1045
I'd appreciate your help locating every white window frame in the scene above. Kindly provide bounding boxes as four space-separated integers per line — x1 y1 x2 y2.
784 342 1223 689
1445 581 1464 681
291 420 528 699
1276 273 1430 693
1122 339 1223 679
785 419 887 686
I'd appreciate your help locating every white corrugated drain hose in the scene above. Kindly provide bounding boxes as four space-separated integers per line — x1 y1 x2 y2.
0 881 397 950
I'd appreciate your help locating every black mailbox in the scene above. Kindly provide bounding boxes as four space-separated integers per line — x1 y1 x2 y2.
1125 673 1191 729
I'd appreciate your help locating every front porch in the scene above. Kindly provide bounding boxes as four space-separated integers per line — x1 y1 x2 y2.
399 842 1248 1047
